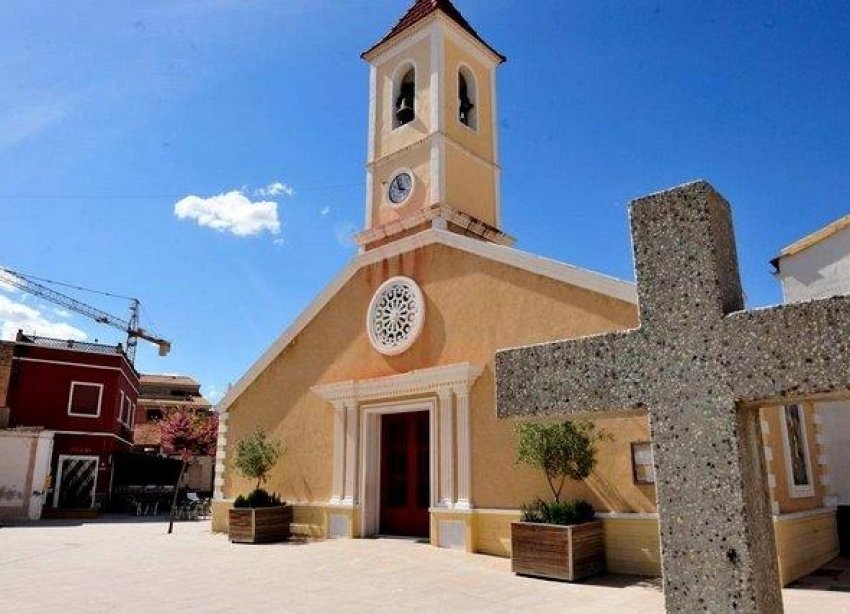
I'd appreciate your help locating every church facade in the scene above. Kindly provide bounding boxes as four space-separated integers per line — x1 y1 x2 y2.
212 0 837 584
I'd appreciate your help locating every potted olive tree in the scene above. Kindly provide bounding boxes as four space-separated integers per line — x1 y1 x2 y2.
511 419 610 581
228 429 291 544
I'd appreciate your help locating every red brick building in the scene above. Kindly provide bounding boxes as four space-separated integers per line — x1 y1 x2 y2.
134 374 215 493
1 333 139 510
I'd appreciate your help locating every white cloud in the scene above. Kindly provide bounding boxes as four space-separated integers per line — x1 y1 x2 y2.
174 191 281 237
334 221 358 249
320 206 331 217
204 384 224 405
0 276 19 293
257 181 294 198
0 294 87 341
0 99 69 151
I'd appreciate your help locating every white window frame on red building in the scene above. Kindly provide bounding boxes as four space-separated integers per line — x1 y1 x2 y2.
67 381 104 419
118 390 125 424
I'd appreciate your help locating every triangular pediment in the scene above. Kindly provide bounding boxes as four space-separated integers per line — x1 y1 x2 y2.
218 230 635 412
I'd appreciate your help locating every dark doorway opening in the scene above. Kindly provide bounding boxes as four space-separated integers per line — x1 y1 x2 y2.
380 411 430 537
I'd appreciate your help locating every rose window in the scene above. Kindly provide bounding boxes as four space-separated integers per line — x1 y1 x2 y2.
367 276 425 355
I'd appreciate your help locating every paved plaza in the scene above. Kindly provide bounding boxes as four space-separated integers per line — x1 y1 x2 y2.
0 519 848 613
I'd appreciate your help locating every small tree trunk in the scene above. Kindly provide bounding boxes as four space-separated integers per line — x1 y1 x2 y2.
167 461 188 535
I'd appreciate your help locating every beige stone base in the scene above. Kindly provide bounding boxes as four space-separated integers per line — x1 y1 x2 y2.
212 500 359 539
775 508 839 585
212 501 838 586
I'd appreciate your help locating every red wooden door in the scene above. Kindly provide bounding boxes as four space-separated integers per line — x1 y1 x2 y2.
380 411 430 537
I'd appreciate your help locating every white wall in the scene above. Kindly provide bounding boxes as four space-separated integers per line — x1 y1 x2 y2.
816 401 850 505
0 430 53 522
0 435 32 508
778 226 850 302
778 226 850 505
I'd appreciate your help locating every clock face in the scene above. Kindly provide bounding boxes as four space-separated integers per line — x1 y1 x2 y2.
388 172 413 205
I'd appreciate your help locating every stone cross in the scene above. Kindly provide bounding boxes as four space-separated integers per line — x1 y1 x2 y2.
495 180 850 613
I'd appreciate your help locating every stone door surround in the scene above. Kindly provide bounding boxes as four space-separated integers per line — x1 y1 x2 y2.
313 362 483 536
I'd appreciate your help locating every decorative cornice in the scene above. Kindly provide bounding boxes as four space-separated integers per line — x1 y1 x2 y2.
355 203 515 248
312 362 483 404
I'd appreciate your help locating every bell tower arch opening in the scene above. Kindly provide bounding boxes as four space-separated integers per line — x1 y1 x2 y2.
458 64 477 130
392 63 417 129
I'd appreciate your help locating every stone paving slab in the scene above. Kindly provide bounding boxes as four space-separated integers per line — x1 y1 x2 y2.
0 519 846 613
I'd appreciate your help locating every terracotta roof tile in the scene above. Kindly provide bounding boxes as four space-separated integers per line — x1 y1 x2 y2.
362 0 505 63
141 374 199 387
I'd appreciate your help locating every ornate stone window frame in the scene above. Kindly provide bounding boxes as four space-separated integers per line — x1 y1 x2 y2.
779 403 816 499
366 276 425 356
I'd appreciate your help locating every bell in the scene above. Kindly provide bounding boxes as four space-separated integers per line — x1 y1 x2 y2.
396 97 415 125
459 99 474 125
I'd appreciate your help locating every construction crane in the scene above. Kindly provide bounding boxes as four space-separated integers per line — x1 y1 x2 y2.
0 267 171 364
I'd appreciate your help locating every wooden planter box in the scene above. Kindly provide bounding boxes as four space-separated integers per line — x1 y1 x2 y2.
511 520 605 581
228 506 292 544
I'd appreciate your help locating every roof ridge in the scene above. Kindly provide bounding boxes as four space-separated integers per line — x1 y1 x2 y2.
362 0 505 63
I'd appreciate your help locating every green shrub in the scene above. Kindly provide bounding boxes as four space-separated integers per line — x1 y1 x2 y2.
233 428 284 491
232 489 283 509
520 499 595 526
515 419 611 525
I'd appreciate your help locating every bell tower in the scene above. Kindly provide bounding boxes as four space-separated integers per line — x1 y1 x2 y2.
357 0 513 250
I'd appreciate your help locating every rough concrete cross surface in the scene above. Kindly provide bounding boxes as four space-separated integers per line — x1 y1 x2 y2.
495 180 850 613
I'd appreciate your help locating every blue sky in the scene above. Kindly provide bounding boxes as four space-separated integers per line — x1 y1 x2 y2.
1 0 848 403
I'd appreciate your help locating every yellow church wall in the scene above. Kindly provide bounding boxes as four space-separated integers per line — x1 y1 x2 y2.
442 36 494 161
472 510 521 557
600 517 662 576
371 147 432 227
374 38 432 161
443 145 497 227
211 499 230 533
222 241 639 513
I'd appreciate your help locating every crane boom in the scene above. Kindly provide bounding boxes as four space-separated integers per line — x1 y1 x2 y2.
0 267 171 363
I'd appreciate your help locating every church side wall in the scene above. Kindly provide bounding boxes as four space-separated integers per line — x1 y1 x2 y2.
760 402 828 515
759 402 839 583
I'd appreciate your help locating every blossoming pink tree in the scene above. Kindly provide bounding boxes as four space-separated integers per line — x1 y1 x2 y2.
160 407 219 534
